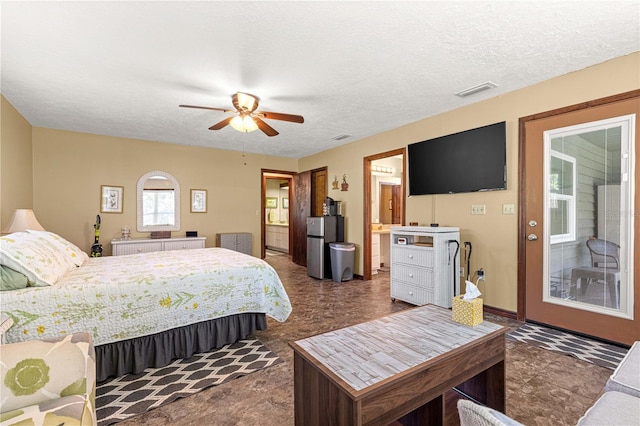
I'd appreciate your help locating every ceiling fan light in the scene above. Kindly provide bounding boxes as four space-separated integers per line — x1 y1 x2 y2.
236 92 258 112
230 115 258 133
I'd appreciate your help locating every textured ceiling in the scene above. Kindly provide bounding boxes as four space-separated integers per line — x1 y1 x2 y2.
2 1 639 159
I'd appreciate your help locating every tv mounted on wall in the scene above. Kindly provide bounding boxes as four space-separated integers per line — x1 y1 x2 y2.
408 121 506 196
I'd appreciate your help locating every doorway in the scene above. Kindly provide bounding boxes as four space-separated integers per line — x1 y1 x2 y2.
363 148 406 280
519 90 639 345
261 170 294 259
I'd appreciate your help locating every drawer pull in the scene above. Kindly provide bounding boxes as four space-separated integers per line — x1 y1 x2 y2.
137 248 142 252
408 255 413 259
409 291 414 295
182 245 187 249
409 274 414 278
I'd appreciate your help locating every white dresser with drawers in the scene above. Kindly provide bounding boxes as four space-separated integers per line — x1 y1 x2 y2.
111 236 206 256
390 226 460 308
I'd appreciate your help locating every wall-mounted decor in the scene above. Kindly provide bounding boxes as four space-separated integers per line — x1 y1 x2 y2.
332 175 339 190
282 197 289 209
191 189 207 213
341 174 349 192
101 185 124 213
266 197 278 209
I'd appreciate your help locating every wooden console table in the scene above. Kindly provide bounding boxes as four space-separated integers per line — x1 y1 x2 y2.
289 305 507 426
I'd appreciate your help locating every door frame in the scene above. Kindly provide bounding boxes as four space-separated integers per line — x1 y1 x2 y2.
517 89 640 323
363 148 406 280
261 169 295 259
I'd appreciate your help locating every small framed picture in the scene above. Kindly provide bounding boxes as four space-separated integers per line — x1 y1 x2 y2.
101 185 123 213
266 197 278 209
282 197 289 209
191 189 207 213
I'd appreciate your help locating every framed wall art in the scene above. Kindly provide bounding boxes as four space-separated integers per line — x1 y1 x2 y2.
191 189 207 213
101 185 124 213
266 197 278 208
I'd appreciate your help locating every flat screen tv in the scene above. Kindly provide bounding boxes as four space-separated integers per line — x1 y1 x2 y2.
408 121 506 195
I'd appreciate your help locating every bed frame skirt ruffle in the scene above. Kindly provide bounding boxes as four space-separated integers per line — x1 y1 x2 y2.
95 313 267 382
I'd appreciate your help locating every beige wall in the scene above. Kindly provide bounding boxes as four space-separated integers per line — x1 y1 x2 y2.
1 96 34 228
2 53 638 313
31 128 297 255
299 52 640 312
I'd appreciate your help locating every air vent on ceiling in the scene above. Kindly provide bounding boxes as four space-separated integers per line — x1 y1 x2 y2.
331 134 351 141
455 81 498 98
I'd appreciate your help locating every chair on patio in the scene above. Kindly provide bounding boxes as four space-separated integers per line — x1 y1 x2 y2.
570 238 620 308
587 238 620 269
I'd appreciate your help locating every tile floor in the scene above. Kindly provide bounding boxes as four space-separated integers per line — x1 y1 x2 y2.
118 252 612 426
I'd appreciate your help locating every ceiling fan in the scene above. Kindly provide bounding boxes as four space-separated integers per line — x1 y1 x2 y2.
179 92 304 137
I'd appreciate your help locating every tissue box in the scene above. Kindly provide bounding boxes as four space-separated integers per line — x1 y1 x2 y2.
452 294 483 327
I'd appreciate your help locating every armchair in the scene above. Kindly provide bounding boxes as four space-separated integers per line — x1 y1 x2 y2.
0 332 96 426
570 238 620 308
586 238 620 268
457 399 523 426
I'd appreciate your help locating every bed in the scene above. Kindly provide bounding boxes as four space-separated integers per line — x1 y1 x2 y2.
0 230 292 381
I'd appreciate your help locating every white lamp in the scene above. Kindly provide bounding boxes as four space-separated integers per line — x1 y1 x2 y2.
2 209 45 234
230 114 258 133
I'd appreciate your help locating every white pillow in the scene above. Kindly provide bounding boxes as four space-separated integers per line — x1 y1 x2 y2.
26 230 89 267
0 231 76 286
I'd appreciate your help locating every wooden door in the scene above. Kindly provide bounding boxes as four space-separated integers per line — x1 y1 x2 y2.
520 91 639 345
379 184 393 224
312 169 327 217
392 185 402 224
292 171 311 266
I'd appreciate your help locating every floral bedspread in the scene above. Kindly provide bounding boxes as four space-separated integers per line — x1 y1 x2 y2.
1 248 292 346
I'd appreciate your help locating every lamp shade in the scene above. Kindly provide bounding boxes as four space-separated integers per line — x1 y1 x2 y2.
2 209 45 233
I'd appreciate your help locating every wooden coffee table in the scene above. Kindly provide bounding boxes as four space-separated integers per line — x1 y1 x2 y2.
289 304 507 426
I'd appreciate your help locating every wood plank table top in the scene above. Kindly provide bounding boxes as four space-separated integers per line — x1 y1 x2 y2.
291 304 504 392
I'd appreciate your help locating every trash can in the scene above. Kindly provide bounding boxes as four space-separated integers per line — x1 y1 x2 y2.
329 242 355 283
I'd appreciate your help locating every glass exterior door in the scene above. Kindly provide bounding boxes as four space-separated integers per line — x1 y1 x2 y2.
543 115 634 319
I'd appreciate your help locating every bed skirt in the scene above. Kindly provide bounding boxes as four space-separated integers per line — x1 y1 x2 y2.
95 312 267 382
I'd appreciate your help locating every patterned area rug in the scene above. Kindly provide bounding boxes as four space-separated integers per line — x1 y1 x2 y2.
96 337 282 425
507 322 628 370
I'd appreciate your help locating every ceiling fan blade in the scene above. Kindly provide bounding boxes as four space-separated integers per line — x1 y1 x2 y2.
209 117 234 130
179 104 233 113
255 111 304 123
254 117 279 137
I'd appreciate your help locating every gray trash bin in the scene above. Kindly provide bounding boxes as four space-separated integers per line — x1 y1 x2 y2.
329 242 355 283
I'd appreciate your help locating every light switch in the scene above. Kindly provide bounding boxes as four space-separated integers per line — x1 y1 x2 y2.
502 204 515 215
471 205 486 215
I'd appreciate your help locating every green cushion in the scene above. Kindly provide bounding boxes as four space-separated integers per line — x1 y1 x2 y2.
0 333 95 414
0 394 91 425
0 265 31 291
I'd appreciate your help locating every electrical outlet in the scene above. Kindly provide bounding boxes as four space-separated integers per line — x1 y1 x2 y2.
502 204 515 215
471 204 486 215
477 268 485 281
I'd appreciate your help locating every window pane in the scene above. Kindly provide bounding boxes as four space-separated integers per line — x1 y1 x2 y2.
549 153 573 196
550 199 568 236
544 115 633 317
143 190 175 226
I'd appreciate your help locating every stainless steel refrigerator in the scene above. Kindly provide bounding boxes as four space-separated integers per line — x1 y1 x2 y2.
307 216 344 279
